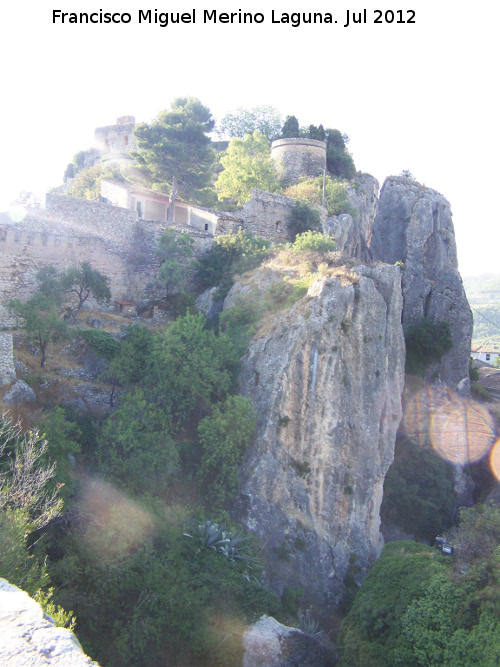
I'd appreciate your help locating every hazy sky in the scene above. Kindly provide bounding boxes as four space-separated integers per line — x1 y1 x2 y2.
2 0 498 277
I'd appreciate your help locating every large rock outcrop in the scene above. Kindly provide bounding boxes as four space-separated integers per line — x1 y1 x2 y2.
370 176 472 393
323 173 379 263
232 264 405 608
0 579 99 666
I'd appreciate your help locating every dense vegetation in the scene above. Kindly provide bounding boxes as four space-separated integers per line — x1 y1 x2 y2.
1 231 347 665
381 437 456 541
339 506 500 666
404 317 453 376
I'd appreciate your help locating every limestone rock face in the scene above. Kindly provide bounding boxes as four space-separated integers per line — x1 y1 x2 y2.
323 173 379 263
242 616 336 666
3 379 36 405
370 176 472 393
232 264 405 607
195 287 224 321
0 579 99 666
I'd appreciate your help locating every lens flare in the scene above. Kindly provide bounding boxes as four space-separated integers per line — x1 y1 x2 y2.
8 205 27 223
490 440 500 480
78 478 156 559
404 386 495 465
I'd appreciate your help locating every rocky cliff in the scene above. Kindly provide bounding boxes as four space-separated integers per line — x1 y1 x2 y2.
231 263 405 608
323 173 379 263
370 176 472 393
0 579 99 666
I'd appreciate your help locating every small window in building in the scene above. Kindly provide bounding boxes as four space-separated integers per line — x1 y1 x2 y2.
204 223 209 231
123 135 128 146
136 201 142 219
486 353 491 361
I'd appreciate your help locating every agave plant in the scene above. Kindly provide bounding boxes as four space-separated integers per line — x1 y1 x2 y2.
297 612 322 635
184 520 259 565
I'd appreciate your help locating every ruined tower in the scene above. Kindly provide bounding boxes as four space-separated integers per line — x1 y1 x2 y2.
271 137 327 184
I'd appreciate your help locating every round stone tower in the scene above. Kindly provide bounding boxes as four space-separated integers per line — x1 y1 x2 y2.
271 138 327 183
94 116 137 167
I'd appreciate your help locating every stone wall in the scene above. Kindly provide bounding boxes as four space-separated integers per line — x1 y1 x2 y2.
241 189 294 242
0 194 216 324
44 194 138 244
0 333 15 386
271 138 327 183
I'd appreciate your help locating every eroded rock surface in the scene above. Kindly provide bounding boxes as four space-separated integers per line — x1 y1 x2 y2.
370 176 472 393
232 264 405 608
243 616 336 666
3 379 36 405
323 173 379 263
0 579 99 666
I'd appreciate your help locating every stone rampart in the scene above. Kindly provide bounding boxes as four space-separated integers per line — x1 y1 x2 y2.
44 194 138 244
0 333 16 386
271 138 327 183
241 189 294 242
0 194 216 323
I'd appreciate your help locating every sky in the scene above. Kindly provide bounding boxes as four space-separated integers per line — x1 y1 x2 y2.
1 0 498 277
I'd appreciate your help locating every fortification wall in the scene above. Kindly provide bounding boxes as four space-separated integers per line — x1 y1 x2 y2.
240 189 293 242
0 194 214 323
44 194 138 244
0 333 15 386
271 138 327 183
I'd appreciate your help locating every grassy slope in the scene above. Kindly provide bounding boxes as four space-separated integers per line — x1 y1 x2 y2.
463 274 500 346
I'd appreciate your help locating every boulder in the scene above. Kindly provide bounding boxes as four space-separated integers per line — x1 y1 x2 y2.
195 287 224 321
0 579 99 666
3 379 35 405
243 616 336 666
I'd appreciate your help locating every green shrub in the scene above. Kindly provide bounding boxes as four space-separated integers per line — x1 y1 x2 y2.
287 202 321 241
292 230 337 254
220 298 262 358
195 229 271 298
284 176 354 218
198 396 257 507
405 317 453 376
80 329 120 360
381 437 456 541
267 279 293 304
471 383 492 401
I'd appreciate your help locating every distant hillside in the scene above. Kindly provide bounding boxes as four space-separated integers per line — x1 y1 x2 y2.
463 274 500 345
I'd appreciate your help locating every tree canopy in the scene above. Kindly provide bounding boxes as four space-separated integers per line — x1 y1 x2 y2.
8 293 69 368
133 97 215 215
59 261 111 309
215 130 279 205
217 105 282 141
281 115 300 138
155 229 194 297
